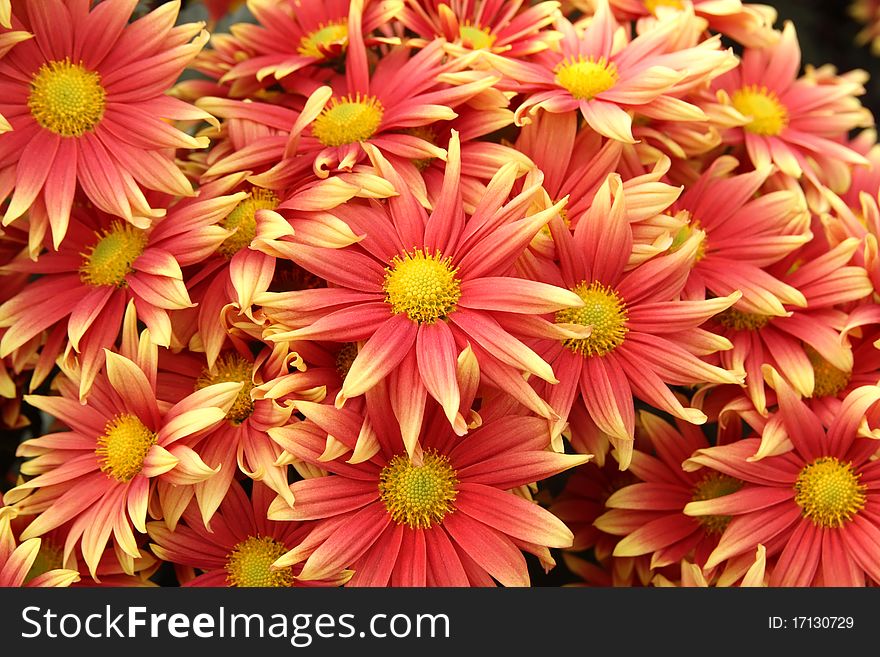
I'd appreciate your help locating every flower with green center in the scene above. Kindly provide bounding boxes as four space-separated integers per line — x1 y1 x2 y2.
195 354 255 425
731 85 789 136
95 414 158 482
28 58 106 137
794 457 867 529
383 249 462 324
79 222 148 288
459 22 496 50
218 188 279 258
556 281 628 357
298 20 349 59
225 536 296 587
313 93 384 147
554 56 619 101
379 452 459 529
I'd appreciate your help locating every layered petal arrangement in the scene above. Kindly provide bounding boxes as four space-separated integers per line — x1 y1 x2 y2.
0 0 878 589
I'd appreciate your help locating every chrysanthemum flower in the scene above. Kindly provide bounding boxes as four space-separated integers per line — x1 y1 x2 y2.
516 173 742 466
219 0 401 86
0 26 31 134
3 334 242 578
257 133 586 452
706 236 872 413
0 505 79 587
490 0 737 142
603 0 777 48
0 0 215 247
268 399 589 586
594 412 745 571
674 157 812 316
0 184 243 399
713 21 873 182
148 481 349 587
399 0 561 59
683 369 880 586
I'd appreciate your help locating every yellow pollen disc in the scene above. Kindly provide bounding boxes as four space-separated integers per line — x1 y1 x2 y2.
313 93 384 147
644 0 684 13
28 58 106 137
79 222 148 288
716 308 770 331
26 540 64 583
794 457 867 528
218 188 279 258
555 281 629 357
95 414 157 483
379 451 459 529
196 353 255 425
225 536 295 587
335 342 358 380
459 22 496 50
554 56 619 101
383 249 462 324
731 85 789 136
806 347 851 398
691 472 743 535
297 20 349 59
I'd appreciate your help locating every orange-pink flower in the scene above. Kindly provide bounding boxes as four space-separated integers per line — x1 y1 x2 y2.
0 0 214 247
684 370 880 586
0 504 79 587
268 398 589 586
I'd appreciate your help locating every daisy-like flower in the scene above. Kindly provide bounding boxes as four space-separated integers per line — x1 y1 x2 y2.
594 411 746 571
519 173 742 466
268 398 589 587
219 0 401 86
2 329 243 578
674 156 812 316
0 184 243 400
148 481 349 587
683 367 880 586
0 0 215 247
706 235 873 414
713 21 873 182
489 0 737 142
399 0 561 59
257 133 587 453
0 504 79 587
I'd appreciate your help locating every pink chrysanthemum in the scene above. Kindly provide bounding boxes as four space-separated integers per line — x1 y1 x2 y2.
148 481 349 587
684 369 880 586
490 0 736 142
0 0 215 247
3 329 242 578
268 399 589 586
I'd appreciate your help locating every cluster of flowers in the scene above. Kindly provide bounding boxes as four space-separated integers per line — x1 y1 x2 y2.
0 0 878 589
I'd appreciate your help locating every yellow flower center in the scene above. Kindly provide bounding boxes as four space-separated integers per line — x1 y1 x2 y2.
25 540 64 583
196 353 255 425
95 413 158 483
297 20 349 59
79 222 148 288
383 249 462 324
554 56 619 101
691 472 743 535
806 347 851 399
794 457 867 528
379 451 459 529
28 58 106 137
716 308 770 331
218 188 279 258
335 342 358 380
312 93 384 147
224 536 295 587
459 22 496 50
731 85 789 136
644 0 684 13
556 281 629 357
